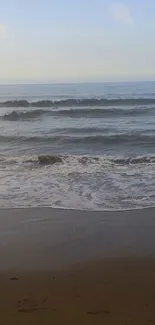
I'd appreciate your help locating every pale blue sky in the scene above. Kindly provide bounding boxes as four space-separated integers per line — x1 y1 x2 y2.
0 0 155 83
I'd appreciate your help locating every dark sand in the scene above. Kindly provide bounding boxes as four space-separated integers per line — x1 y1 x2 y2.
0 207 155 324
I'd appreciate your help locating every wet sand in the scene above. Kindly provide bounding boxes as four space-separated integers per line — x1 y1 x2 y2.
0 207 155 324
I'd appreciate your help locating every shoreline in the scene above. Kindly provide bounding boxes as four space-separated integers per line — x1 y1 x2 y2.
1 204 155 212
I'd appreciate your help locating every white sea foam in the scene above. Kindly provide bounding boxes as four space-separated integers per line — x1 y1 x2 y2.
0 154 155 210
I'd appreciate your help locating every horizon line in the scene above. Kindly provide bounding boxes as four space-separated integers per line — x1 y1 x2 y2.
0 80 155 86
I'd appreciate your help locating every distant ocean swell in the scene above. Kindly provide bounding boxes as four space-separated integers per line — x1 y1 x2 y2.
2 106 155 121
1 154 155 166
1 97 155 108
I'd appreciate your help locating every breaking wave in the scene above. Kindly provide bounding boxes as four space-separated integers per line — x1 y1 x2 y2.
1 97 155 108
1 154 155 166
2 106 155 121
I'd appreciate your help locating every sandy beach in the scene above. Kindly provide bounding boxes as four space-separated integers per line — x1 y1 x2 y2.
0 207 155 324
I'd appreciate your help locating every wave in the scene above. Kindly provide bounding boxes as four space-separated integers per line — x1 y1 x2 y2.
114 156 155 165
37 154 155 165
2 106 155 121
0 135 61 143
69 134 155 145
1 133 155 146
2 109 50 121
1 97 155 108
1 154 155 166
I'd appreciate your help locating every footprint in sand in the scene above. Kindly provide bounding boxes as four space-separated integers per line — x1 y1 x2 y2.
87 310 110 316
17 299 39 313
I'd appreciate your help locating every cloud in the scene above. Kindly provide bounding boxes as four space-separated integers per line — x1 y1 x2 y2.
0 24 8 39
111 2 133 24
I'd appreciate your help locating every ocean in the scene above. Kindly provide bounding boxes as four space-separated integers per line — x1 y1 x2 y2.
0 81 155 210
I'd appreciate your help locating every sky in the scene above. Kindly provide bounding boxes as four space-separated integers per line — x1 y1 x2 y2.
0 0 155 83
